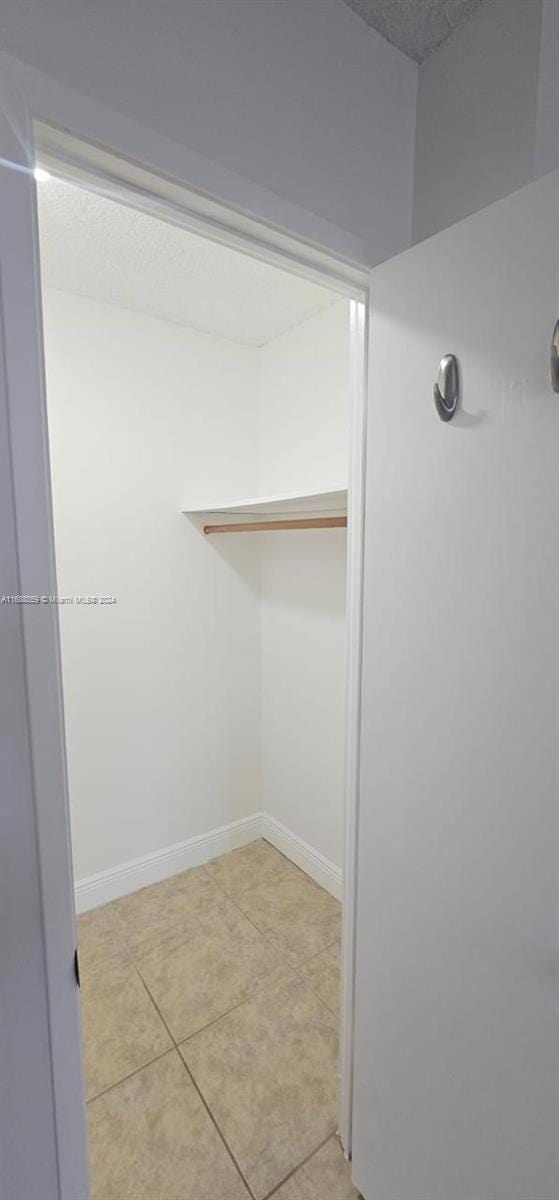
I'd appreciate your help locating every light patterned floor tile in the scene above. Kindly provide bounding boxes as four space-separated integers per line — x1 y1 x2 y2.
234 867 341 966
205 838 299 903
78 903 129 972
112 865 227 957
181 975 338 1200
298 941 341 1016
80 842 344 1198
81 954 171 1099
272 1136 360 1199
88 1051 250 1200
137 901 295 1041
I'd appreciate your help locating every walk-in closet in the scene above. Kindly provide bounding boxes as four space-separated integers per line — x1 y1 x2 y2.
37 167 355 1198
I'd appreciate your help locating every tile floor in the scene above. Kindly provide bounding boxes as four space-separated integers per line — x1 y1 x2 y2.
79 838 360 1199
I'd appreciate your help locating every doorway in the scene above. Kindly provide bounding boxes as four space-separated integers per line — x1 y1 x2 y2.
35 157 365 1199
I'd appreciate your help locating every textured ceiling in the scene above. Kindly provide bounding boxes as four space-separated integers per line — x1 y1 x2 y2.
37 178 338 347
342 0 485 63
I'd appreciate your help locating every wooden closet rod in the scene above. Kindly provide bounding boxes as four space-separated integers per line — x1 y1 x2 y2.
203 515 347 534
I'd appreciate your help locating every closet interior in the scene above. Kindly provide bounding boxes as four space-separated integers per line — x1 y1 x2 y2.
36 167 353 1193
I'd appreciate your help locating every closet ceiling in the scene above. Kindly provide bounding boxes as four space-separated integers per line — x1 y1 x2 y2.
37 177 338 347
342 0 485 62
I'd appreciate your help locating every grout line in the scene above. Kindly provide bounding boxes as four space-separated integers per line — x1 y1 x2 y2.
175 970 293 1045
297 937 340 967
86 1047 174 1105
180 859 342 1024
294 939 342 1019
132 945 257 1200
203 867 298 956
133 964 179 1046
261 1131 337 1199
200 864 281 943
203 845 339 958
82 851 341 1198
177 1051 257 1200
127 863 337 1195
293 969 340 1020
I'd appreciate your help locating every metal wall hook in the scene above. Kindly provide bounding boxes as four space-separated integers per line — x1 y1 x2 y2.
434 354 459 421
550 320 559 393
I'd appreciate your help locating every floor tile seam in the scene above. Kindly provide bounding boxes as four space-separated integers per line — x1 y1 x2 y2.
132 943 298 1065
291 967 340 1020
297 938 341 967
103 848 331 969
83 858 342 1199
203 872 342 982
88 892 330 1061
111 961 257 1199
87 1043 257 1200
261 1130 338 1200
176 1048 257 1200
86 1046 174 1105
83 903 340 1042
198 866 299 967
174 965 301 1048
133 956 181 1047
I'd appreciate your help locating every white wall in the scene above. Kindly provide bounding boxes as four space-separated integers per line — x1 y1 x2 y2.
0 0 417 268
412 0 551 242
43 288 261 881
258 302 349 495
258 303 350 868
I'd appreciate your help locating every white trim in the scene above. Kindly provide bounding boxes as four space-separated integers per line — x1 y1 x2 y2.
338 298 368 1154
33 119 369 299
261 815 343 901
0 53 90 1200
75 812 343 912
75 813 264 912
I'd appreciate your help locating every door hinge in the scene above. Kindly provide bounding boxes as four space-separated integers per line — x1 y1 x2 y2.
74 947 80 988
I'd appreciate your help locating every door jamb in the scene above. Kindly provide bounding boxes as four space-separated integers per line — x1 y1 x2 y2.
32 124 369 1161
339 297 367 1152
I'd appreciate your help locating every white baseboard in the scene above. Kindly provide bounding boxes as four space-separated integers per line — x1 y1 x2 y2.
261 814 343 902
74 812 264 913
75 811 342 912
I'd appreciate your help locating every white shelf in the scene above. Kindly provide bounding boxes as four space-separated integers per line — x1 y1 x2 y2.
183 485 347 531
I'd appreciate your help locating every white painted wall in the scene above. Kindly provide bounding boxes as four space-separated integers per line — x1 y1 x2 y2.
259 531 347 869
43 288 261 881
0 0 417 268
258 303 350 496
258 303 350 868
43 288 349 884
412 0 555 242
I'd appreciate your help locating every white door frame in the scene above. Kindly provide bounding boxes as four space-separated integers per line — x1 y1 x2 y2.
2 74 369 1189
0 55 89 1200
32 124 369 1157
339 296 368 1149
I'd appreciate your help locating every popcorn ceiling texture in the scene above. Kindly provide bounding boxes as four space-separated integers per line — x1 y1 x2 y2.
37 178 338 348
342 0 487 62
